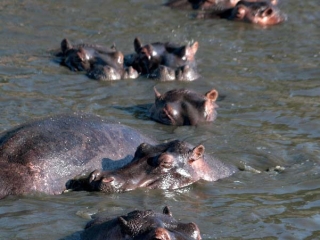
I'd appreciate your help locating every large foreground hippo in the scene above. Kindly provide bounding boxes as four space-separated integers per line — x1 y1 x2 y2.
0 113 155 199
82 206 201 240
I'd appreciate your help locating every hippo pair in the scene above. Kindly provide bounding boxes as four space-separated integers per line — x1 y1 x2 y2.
166 0 285 26
125 38 200 81
57 38 138 80
0 113 236 199
57 37 200 81
82 206 201 240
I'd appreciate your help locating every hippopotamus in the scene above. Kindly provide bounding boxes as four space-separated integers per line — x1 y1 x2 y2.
67 138 236 193
166 0 284 26
0 113 236 199
125 38 199 81
0 113 155 199
82 206 201 240
57 38 138 80
149 88 219 125
166 0 277 10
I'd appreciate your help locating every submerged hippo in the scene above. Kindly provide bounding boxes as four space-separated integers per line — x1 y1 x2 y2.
166 0 285 26
166 0 278 10
149 88 219 125
82 206 201 240
67 139 236 193
57 38 138 80
125 37 199 81
0 113 155 199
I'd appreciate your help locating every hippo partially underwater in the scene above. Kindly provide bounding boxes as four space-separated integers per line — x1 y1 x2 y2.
0 113 236 199
81 206 201 240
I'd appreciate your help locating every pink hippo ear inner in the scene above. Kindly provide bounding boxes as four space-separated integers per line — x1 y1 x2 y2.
189 145 205 164
77 47 87 61
184 41 199 61
205 89 218 102
153 87 162 99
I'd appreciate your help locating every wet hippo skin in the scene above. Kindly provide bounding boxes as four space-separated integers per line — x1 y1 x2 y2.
0 113 155 199
125 37 199 81
56 38 138 80
68 139 237 193
82 206 202 240
149 88 219 125
0 113 236 199
166 0 285 26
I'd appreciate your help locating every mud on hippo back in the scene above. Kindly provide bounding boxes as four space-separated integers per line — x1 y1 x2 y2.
125 37 200 81
81 206 201 240
0 113 154 199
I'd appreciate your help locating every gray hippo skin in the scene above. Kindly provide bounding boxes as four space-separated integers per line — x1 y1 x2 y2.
57 38 138 80
166 0 284 26
125 37 199 81
149 88 219 125
0 113 155 199
82 206 201 240
68 139 237 193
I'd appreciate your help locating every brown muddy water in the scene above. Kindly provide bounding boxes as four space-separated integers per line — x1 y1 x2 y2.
0 0 319 239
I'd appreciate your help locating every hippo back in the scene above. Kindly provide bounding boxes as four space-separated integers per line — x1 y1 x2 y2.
0 113 155 197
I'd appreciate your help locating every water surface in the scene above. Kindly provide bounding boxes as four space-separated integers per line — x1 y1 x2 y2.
0 0 319 239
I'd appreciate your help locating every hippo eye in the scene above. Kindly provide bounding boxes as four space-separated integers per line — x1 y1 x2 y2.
158 154 174 169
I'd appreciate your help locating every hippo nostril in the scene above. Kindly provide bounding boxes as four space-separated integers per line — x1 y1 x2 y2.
264 8 273 16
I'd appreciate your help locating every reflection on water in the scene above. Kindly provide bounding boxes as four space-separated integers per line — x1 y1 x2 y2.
0 0 319 239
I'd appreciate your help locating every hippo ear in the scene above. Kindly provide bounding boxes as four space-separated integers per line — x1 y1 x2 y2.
115 52 124 64
77 47 87 61
189 145 205 163
154 87 162 99
134 37 143 53
159 154 174 169
163 206 173 217
61 38 72 53
205 89 218 102
118 217 132 235
189 41 199 56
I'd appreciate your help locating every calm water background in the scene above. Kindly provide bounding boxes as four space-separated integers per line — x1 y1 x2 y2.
0 0 319 239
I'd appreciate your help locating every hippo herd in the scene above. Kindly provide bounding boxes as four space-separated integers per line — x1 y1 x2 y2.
1 0 287 239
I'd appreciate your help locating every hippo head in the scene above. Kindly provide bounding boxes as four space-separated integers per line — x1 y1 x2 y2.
87 64 122 81
83 206 201 240
149 88 219 125
163 41 199 69
230 0 285 25
60 39 91 71
70 140 211 193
